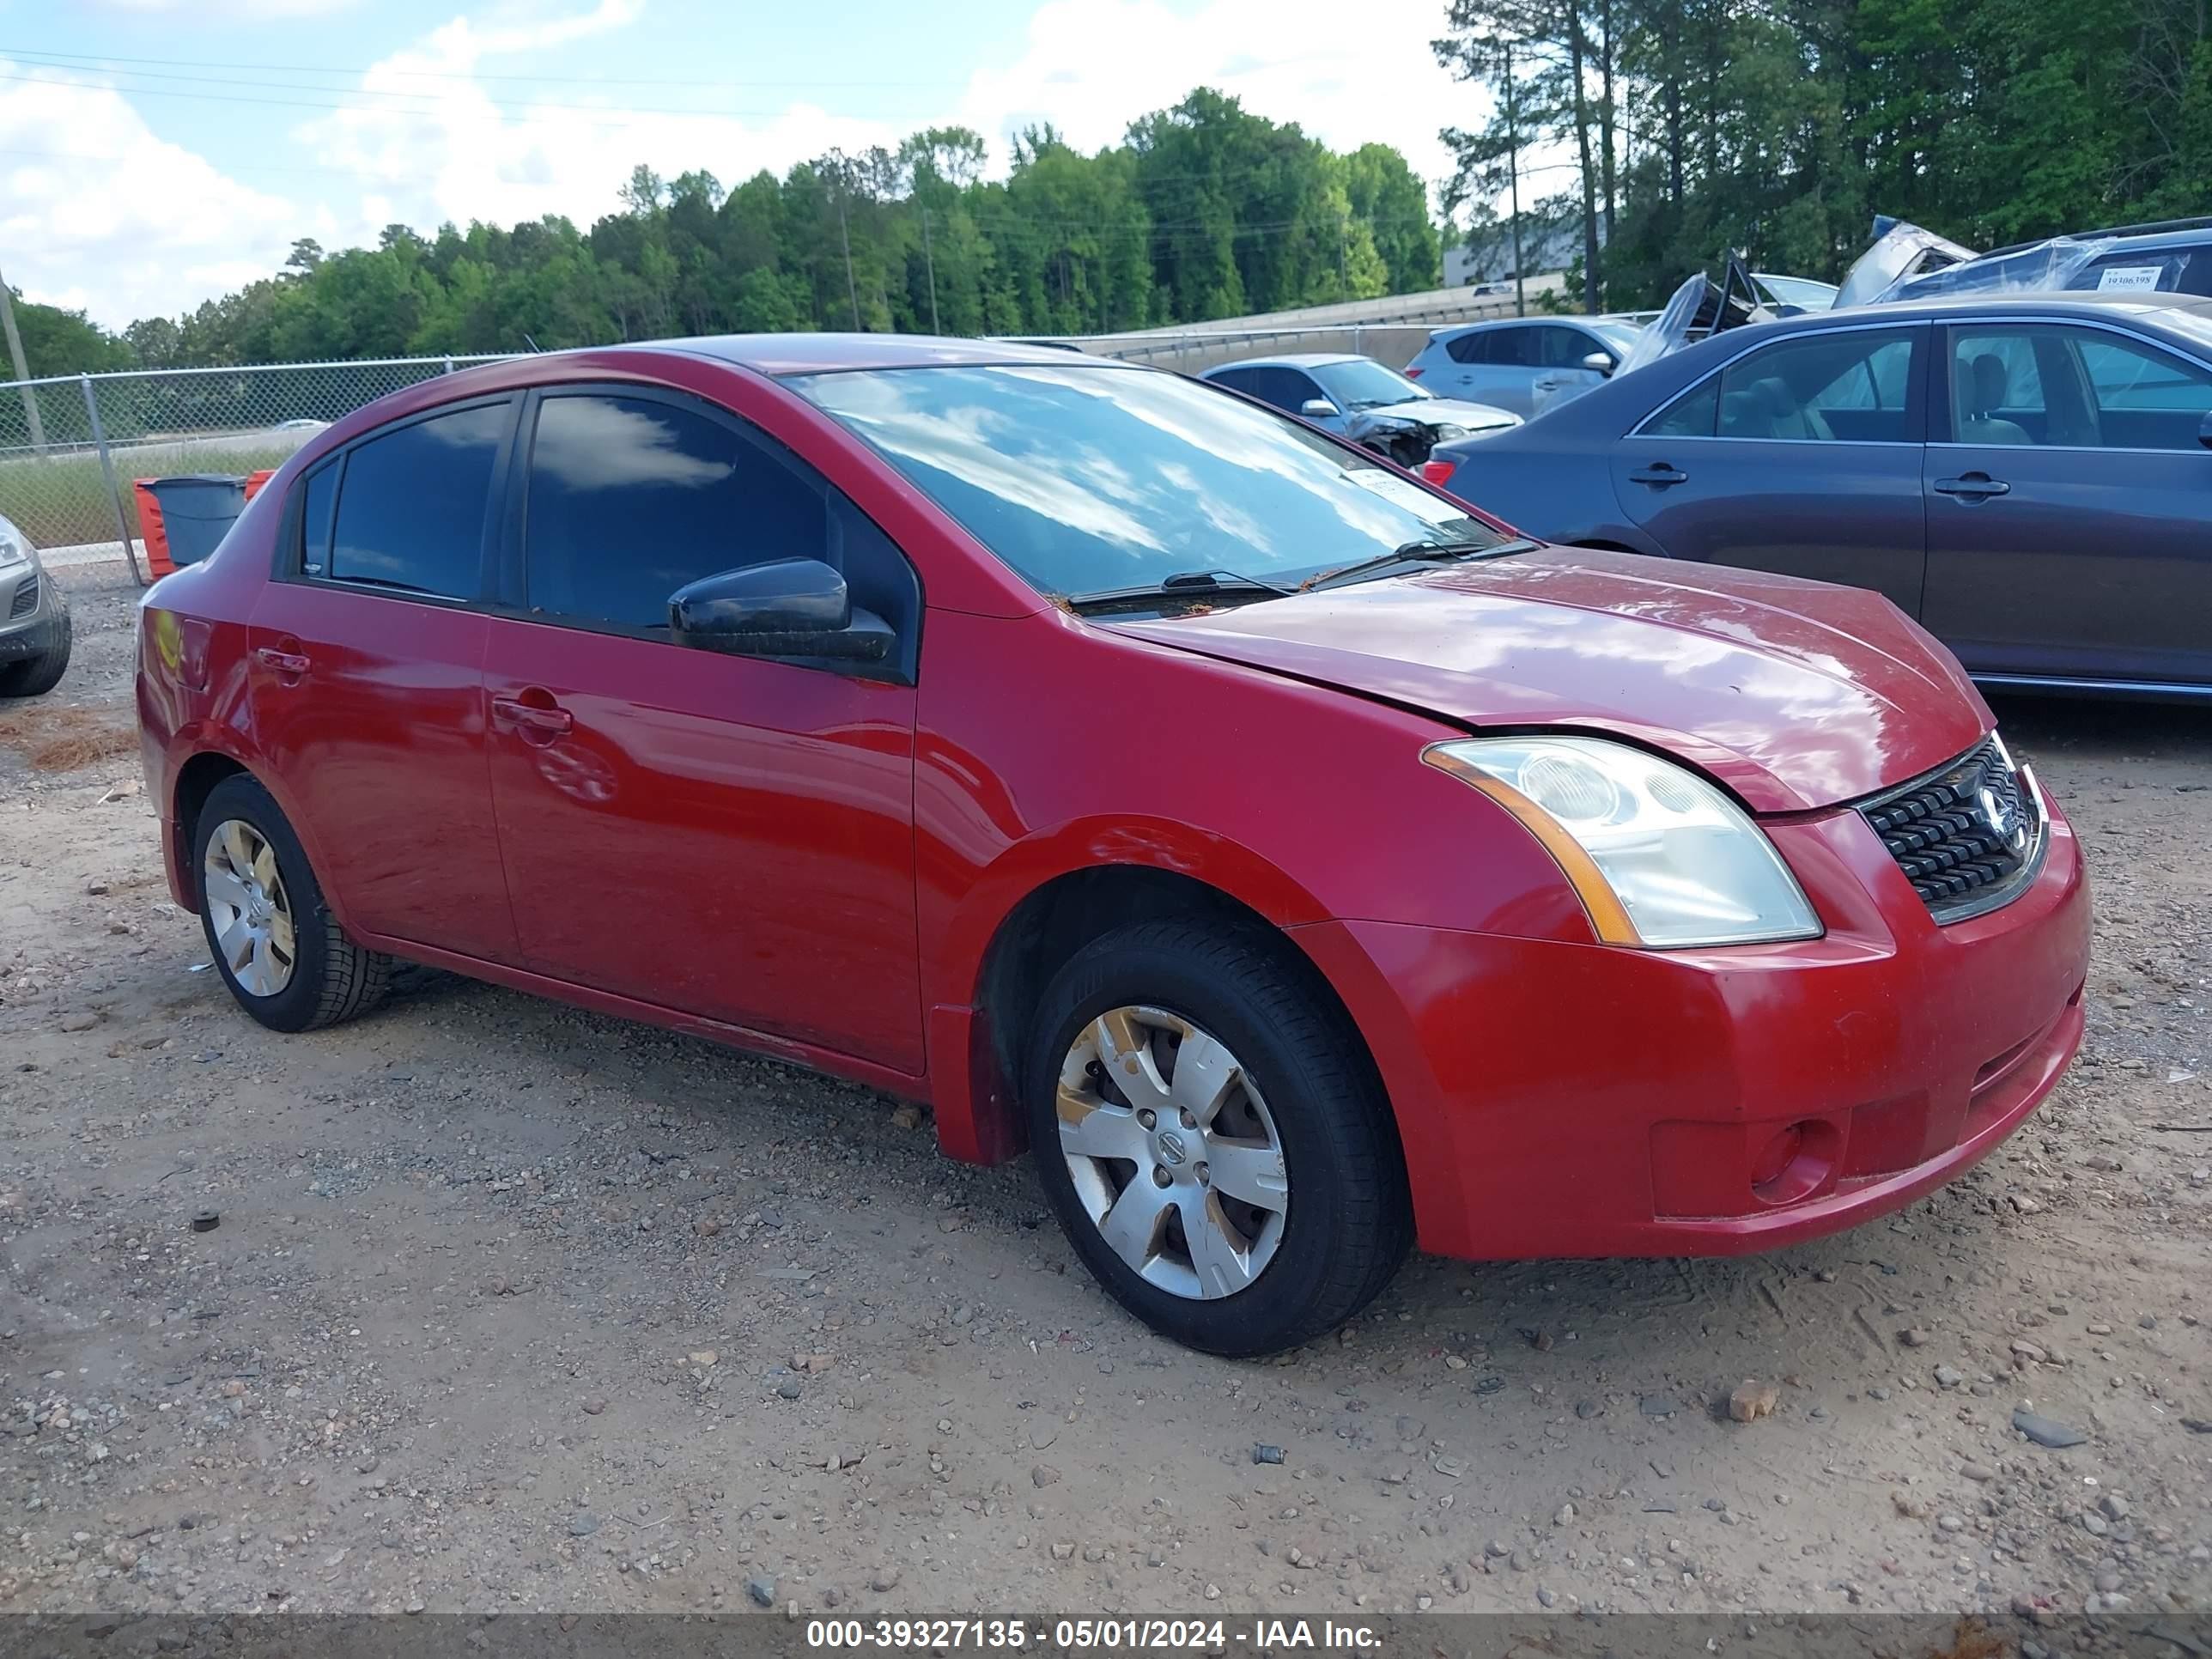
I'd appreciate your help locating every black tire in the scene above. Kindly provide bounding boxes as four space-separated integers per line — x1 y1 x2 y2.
0 608 70 698
1024 918 1413 1357
193 773 391 1033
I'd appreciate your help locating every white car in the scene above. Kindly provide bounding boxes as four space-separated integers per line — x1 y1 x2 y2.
1403 316 1645 417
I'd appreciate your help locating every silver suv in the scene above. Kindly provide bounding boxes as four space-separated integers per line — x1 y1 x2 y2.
0 514 72 697
1404 316 1646 416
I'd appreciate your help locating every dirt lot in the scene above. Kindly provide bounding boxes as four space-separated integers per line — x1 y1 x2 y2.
3 562 2209 1622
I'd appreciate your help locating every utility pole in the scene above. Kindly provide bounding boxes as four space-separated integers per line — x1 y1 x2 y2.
921 203 941 334
836 176 861 331
1504 40 1527 319
0 261 46 449
1338 216 1350 301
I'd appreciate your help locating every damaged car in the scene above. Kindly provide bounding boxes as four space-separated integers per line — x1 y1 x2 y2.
1198 353 1518 466
137 334 2089 1357
1864 216 2212 306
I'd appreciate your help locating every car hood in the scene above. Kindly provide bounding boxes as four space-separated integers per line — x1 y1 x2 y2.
1354 397 1520 431
1109 545 1990 813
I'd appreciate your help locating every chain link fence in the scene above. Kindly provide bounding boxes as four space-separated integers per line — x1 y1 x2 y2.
0 356 513 562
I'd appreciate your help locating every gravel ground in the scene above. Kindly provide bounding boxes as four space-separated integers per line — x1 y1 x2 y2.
2 562 2208 1621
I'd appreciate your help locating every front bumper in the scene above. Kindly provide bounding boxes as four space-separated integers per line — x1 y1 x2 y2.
0 565 65 662
1297 787 2090 1261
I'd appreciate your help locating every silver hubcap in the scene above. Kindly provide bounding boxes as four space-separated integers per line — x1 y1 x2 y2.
202 819 296 999
1057 1006 1288 1300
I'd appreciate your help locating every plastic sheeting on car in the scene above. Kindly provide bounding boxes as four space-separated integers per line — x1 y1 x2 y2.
1833 219 1981 309
1881 234 2196 303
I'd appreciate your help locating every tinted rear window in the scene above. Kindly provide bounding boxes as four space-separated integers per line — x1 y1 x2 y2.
329 402 508 599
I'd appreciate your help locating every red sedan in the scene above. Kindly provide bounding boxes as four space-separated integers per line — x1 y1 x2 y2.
136 336 2090 1356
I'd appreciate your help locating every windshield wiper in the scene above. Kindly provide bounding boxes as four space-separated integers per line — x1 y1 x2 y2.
1065 568 1292 611
1303 537 1536 593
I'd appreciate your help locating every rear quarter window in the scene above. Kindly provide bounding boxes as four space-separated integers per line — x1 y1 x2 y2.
328 402 510 599
298 464 337 576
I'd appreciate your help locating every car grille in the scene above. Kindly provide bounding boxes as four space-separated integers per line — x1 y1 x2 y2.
1859 736 2045 922
8 575 36 619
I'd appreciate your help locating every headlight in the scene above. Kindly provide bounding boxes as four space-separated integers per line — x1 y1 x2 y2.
1431 423 1469 441
0 519 26 570
1424 736 1822 948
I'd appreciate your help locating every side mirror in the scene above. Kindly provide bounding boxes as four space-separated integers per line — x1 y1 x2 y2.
1582 351 1614 377
2200 410 2212 450
668 557 890 663
1299 397 1340 418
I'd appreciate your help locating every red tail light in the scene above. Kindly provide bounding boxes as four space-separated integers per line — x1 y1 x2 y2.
1403 367 1424 380
1420 459 1455 486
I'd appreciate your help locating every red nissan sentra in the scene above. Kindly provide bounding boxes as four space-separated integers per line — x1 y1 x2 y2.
137 337 2090 1356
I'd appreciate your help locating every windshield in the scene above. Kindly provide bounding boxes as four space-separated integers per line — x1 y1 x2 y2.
788 363 1497 598
1754 275 1838 310
1591 321 1644 355
1309 357 1430 410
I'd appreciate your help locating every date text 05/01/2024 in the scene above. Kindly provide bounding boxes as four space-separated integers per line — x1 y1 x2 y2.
804 1619 1386 1650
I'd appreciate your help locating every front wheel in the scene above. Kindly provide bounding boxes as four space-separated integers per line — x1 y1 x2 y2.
0 608 71 697
1024 920 1412 1356
193 773 392 1033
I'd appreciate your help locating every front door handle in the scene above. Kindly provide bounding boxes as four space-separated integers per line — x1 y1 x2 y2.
254 646 311 677
1628 463 1688 488
491 695 574 740
1932 473 2010 500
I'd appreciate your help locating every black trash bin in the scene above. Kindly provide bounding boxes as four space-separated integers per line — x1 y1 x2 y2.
144 474 248 568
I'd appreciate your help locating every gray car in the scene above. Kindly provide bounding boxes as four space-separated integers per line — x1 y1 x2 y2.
1422 290 2212 697
1197 354 1518 467
1401 316 1646 416
0 513 71 697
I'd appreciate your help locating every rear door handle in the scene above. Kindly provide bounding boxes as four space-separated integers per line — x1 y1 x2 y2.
1628 464 1688 488
1933 473 2010 500
490 696 574 738
254 647 311 676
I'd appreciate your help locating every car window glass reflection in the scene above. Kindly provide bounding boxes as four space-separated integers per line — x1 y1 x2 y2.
792 364 1492 596
523 394 827 629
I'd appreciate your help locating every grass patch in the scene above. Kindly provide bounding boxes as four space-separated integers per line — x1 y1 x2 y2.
0 439 303 549
0 704 139 772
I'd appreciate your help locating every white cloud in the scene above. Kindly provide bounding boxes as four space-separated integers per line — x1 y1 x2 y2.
295 0 896 248
957 0 1471 187
0 63 301 326
79 0 362 16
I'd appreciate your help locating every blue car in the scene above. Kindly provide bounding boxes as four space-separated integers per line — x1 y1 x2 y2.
1422 290 2212 697
1197 354 1517 467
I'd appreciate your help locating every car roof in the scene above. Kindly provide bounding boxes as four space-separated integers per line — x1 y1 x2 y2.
1980 218 2212 260
1795 289 2212 326
1201 353 1364 371
1430 315 1635 338
604 332 1137 376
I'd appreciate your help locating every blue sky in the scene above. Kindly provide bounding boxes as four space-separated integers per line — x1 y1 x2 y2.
0 0 1478 328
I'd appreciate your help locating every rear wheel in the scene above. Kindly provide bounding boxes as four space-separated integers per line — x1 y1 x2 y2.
0 609 71 697
1024 919 1412 1356
193 774 391 1032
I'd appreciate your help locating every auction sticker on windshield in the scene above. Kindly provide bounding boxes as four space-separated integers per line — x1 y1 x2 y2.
1342 469 1467 521
2096 265 2166 292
